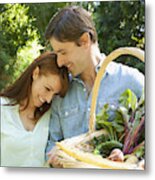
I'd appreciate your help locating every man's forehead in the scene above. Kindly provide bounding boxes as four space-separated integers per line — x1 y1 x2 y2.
50 40 66 52
50 38 75 51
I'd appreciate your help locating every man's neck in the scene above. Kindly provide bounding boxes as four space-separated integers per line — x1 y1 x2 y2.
80 47 102 92
80 69 96 93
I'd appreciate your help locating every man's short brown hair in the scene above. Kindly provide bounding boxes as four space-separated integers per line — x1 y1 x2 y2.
45 6 98 45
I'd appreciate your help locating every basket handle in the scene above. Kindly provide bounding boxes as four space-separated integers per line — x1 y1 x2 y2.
89 47 145 133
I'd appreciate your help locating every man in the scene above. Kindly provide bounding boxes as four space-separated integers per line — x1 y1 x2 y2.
44 6 144 167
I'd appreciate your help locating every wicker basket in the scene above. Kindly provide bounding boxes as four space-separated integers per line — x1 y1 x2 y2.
54 47 145 170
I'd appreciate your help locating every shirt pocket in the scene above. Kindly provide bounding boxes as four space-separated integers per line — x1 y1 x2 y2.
59 105 87 138
60 106 79 118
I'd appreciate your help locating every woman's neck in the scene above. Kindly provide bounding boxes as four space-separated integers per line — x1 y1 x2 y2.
19 99 38 131
19 98 36 119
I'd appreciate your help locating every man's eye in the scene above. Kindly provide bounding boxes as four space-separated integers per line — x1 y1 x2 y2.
45 87 50 91
61 52 66 55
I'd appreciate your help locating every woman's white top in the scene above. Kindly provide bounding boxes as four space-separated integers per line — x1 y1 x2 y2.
1 97 50 167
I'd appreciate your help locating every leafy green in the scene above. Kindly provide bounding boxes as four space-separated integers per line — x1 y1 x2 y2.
94 140 123 157
92 89 145 159
119 89 138 111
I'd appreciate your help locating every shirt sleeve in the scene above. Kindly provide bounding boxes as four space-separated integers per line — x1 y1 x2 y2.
120 64 144 98
45 97 63 160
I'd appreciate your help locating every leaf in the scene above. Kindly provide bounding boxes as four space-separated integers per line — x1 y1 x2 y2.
119 89 138 112
94 88 145 159
112 122 124 133
96 104 109 121
118 106 130 122
138 88 145 107
133 143 145 158
94 140 123 157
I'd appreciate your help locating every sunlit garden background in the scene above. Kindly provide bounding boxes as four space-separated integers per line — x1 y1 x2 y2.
0 1 145 91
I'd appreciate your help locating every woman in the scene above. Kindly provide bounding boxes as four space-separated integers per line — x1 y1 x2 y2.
0 52 69 167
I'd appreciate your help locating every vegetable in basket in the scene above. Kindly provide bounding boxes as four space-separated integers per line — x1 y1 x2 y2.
91 89 145 163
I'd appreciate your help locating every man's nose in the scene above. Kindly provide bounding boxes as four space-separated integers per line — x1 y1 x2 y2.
57 56 65 68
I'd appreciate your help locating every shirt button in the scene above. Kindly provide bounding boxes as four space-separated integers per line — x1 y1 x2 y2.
65 111 69 116
88 107 91 112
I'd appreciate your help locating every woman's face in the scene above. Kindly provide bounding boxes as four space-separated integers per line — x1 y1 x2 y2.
30 67 62 108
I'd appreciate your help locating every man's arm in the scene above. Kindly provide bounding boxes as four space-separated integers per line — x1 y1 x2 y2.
45 97 63 161
121 64 144 98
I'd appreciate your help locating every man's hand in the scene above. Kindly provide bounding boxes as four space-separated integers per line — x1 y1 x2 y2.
47 146 63 168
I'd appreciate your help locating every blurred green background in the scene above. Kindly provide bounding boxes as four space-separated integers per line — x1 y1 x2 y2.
0 1 145 91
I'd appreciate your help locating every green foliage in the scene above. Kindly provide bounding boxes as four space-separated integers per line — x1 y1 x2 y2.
119 89 138 111
1 4 36 53
27 2 70 45
93 89 145 158
92 1 145 73
94 140 123 157
0 4 42 90
93 1 145 51
0 1 145 91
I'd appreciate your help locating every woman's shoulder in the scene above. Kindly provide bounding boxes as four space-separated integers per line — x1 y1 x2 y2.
0 96 10 105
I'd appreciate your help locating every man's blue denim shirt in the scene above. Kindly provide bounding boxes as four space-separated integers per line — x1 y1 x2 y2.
45 60 144 158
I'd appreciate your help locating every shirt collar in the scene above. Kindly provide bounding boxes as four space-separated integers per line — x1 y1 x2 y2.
69 74 83 85
95 53 106 73
95 53 110 75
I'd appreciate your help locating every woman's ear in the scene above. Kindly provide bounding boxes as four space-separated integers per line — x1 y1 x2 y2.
78 32 90 47
32 66 40 80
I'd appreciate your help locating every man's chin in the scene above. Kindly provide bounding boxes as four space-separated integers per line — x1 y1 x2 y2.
35 103 42 108
70 71 79 77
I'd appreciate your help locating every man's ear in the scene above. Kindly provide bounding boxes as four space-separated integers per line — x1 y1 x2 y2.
78 32 90 47
32 66 40 80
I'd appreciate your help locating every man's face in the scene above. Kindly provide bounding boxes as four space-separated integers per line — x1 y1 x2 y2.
50 37 90 77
